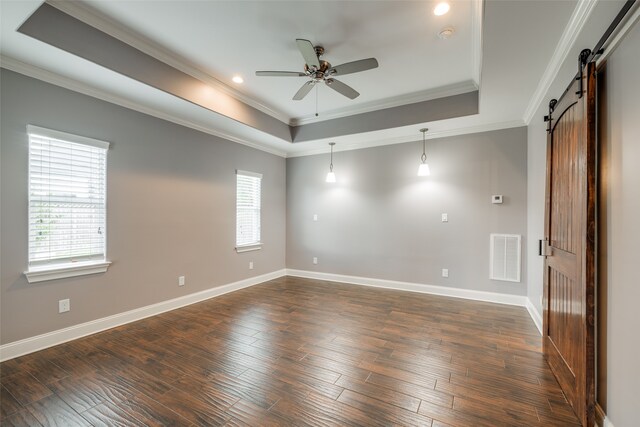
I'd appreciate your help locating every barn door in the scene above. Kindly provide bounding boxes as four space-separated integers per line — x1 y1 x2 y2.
542 57 596 427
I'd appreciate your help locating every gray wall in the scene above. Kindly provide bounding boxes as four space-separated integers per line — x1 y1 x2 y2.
0 70 286 345
595 21 640 427
287 127 528 296
526 104 547 313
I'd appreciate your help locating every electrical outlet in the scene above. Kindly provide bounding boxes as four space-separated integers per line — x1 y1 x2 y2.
59 299 70 313
313 257 318 265
249 261 254 270
441 213 448 222
313 214 318 221
178 276 185 286
442 269 449 278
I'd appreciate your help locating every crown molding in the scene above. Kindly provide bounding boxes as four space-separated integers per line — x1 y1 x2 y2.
1 55 524 160
46 0 291 125
288 81 478 127
522 0 598 125
0 55 288 158
471 0 484 86
285 119 525 158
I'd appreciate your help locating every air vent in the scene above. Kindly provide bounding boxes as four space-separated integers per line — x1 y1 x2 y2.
490 234 521 282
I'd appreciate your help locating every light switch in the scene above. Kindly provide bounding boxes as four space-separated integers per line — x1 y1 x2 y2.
313 214 318 221
441 213 448 222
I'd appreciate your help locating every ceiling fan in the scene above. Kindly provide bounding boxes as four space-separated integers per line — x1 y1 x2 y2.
256 39 378 101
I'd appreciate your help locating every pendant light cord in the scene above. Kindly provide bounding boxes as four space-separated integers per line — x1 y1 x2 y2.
421 128 428 163
329 143 334 172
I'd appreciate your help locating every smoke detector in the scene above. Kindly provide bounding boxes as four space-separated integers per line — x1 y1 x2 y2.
438 27 455 39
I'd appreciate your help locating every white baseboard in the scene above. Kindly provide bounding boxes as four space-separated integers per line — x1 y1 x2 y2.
286 269 528 307
525 298 543 335
0 269 286 362
1 268 545 361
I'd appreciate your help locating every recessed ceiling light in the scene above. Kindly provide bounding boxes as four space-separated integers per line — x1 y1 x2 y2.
232 75 244 84
434 2 450 16
438 27 455 39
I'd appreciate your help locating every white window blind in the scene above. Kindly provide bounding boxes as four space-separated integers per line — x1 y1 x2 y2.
236 170 262 249
27 126 109 268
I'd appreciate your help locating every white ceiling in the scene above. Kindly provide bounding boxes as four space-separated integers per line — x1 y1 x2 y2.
79 0 477 124
0 0 609 157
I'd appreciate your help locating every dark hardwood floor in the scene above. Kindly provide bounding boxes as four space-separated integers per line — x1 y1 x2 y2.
0 276 580 426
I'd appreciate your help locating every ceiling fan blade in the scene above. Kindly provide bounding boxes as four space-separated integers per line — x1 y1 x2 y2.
293 81 315 100
329 58 379 76
325 78 359 99
296 39 320 68
255 71 307 77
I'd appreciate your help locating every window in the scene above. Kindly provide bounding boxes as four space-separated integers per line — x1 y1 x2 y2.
236 170 262 252
25 125 111 283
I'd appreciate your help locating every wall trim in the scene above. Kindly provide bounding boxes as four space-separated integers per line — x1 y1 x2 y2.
0 269 286 362
470 0 484 86
286 269 528 307
289 81 478 126
285 120 526 158
0 56 288 158
1 268 547 361
596 403 614 427
1 56 527 159
525 298 543 335
522 0 598 124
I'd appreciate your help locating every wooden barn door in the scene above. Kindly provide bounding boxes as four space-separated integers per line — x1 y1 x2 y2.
542 59 596 427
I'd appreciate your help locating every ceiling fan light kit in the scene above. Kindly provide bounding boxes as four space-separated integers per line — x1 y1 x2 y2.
256 39 379 102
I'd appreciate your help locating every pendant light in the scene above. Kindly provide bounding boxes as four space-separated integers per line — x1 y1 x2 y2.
326 142 336 183
417 128 431 176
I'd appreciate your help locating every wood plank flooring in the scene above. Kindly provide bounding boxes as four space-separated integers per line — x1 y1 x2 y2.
0 276 580 426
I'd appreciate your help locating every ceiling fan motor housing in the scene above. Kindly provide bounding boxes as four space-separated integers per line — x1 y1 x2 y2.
256 39 378 100
305 60 332 80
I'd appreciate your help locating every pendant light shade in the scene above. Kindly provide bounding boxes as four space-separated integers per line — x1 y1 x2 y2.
417 163 431 176
417 128 431 176
326 171 336 183
326 142 336 183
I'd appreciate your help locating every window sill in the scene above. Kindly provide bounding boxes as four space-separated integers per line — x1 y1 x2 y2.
235 243 262 253
24 261 112 284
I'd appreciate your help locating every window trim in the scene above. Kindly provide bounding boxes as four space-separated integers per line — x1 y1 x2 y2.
235 169 262 252
24 261 112 284
235 243 262 253
27 125 110 150
25 125 111 283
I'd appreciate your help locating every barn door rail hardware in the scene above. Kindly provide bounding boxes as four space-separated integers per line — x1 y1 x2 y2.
544 99 558 133
544 0 636 121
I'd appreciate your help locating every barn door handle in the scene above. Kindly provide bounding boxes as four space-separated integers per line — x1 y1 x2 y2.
539 238 552 257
